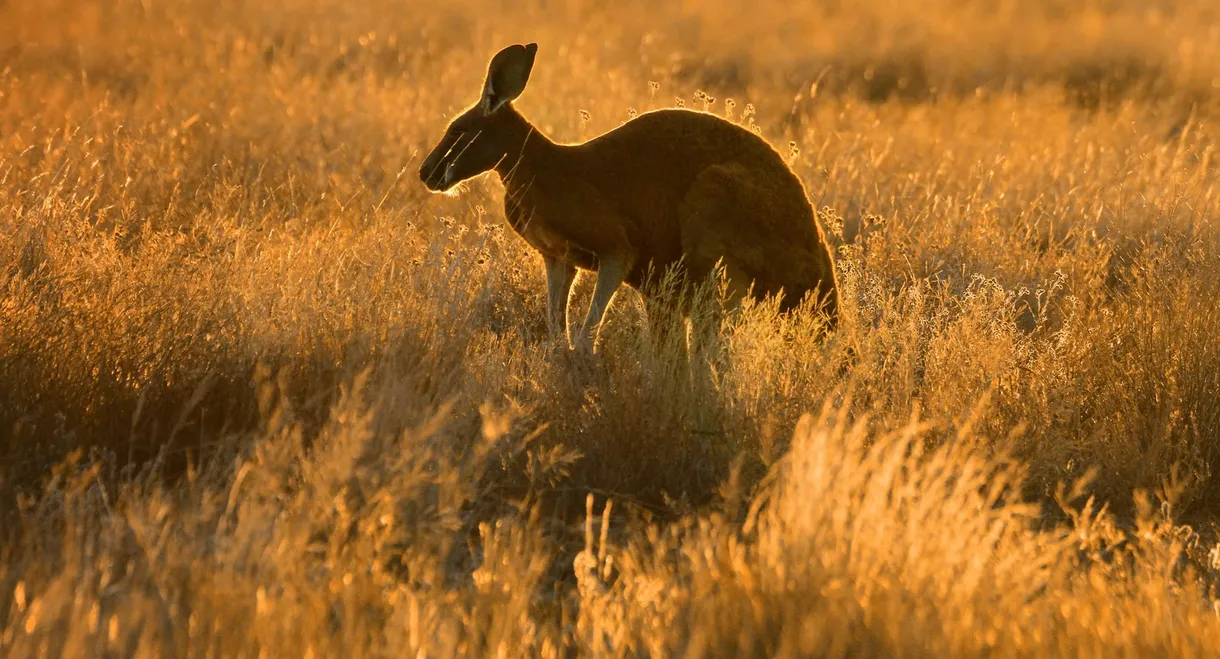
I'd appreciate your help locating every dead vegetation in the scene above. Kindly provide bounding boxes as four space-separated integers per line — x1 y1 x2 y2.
2 0 1220 656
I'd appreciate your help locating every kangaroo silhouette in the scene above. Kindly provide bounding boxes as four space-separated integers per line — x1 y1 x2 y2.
420 43 839 351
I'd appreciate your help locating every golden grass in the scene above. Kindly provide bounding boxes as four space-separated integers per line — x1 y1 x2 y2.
2 0 1220 655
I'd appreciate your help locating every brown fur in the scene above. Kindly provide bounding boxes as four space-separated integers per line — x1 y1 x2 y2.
420 44 839 349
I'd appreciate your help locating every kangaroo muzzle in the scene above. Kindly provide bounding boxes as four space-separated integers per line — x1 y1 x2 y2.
419 157 449 191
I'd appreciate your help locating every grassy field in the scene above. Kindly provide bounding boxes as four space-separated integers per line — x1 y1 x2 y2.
3 0 1220 655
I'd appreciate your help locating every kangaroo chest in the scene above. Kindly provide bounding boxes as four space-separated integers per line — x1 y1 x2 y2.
504 196 600 270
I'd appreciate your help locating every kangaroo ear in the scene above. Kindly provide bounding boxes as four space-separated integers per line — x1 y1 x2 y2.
481 43 537 115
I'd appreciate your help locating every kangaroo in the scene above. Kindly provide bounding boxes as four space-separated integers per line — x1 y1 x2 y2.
419 43 839 352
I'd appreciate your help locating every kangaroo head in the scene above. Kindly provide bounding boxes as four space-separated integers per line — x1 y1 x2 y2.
419 43 538 192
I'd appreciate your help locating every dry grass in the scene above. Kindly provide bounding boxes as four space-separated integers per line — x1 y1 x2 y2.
3 0 1220 656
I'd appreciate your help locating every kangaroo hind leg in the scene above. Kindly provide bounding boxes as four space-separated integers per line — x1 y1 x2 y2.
677 164 770 309
679 163 835 323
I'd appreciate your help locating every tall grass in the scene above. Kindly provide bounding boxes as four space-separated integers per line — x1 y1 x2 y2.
2 0 1220 655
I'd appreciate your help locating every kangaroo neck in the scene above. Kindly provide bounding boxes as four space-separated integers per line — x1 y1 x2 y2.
493 105 559 194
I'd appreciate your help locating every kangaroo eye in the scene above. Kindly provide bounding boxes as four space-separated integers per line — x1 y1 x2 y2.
442 129 462 148
451 130 476 151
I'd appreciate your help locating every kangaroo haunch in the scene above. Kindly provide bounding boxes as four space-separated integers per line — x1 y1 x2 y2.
420 43 840 351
